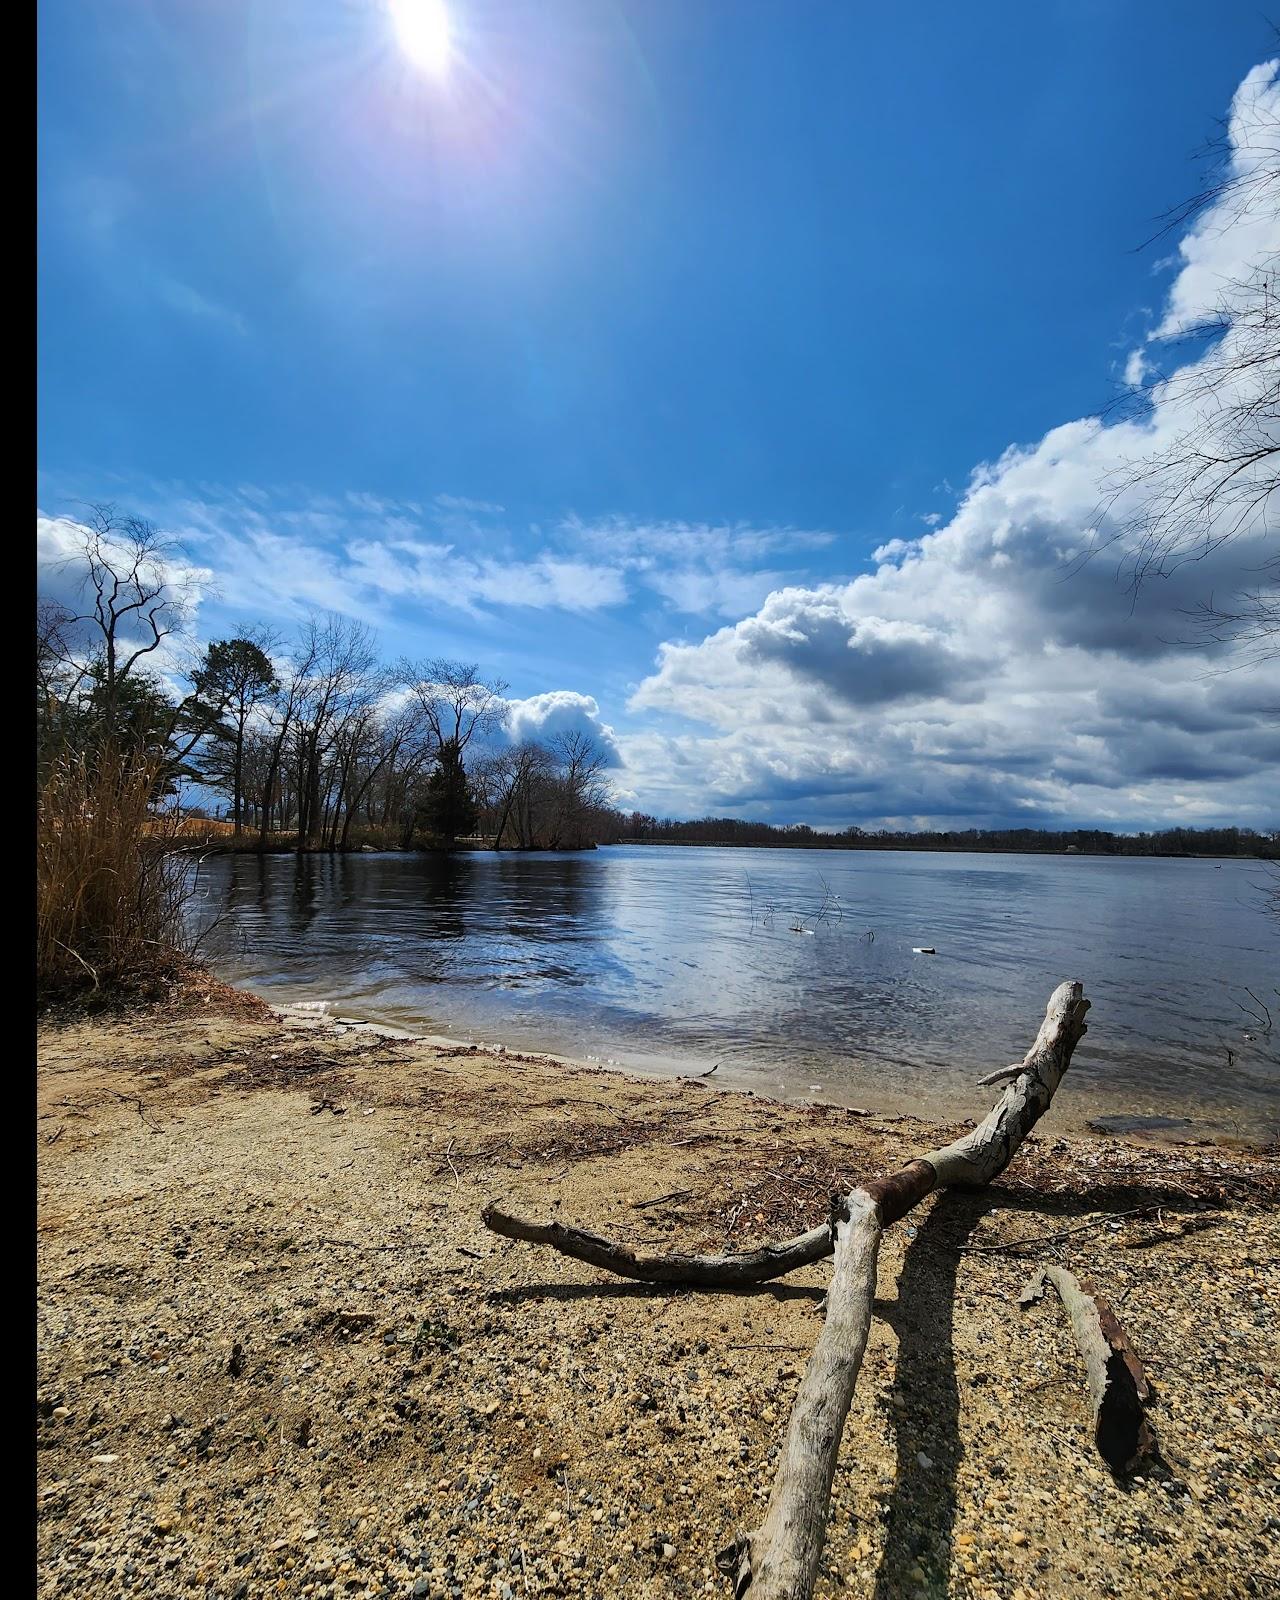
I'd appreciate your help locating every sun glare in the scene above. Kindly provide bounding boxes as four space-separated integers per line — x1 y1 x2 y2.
389 0 451 77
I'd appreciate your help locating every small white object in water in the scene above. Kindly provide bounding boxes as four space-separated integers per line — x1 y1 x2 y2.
912 946 937 955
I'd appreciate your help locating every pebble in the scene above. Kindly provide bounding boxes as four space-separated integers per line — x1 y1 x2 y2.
34 1004 1280 1600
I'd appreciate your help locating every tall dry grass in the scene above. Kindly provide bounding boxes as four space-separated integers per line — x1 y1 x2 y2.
36 742 195 1000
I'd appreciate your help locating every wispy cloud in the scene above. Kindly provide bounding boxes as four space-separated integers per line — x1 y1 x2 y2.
561 513 839 619
38 484 842 631
156 276 248 336
54 168 249 336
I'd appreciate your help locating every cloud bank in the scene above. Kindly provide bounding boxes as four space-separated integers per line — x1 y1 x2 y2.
625 61 1280 829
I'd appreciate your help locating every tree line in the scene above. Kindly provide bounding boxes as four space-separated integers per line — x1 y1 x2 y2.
37 507 617 853
616 815 1280 859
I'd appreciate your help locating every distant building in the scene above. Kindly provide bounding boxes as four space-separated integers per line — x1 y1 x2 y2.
1065 843 1081 853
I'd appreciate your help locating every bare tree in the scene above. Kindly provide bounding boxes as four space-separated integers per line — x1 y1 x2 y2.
255 626 321 848
1182 553 1280 666
546 730 613 849
53 505 199 735
1107 270 1279 582
473 733 613 851
36 599 89 740
329 694 434 851
483 742 555 849
290 616 382 850
401 659 509 755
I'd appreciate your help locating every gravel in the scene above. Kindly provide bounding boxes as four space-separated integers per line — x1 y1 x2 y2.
37 981 1280 1599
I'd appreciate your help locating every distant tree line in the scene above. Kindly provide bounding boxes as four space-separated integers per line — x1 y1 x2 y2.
616 815 1279 859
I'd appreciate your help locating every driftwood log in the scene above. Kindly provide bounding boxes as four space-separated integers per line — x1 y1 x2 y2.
482 979 1091 1600
1020 1265 1155 1473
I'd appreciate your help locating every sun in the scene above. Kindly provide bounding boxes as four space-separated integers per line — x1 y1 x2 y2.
389 0 452 77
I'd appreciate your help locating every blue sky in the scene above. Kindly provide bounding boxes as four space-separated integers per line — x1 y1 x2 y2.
37 3 1280 828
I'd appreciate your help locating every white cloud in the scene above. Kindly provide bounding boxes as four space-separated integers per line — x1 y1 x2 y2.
1153 59 1280 339
344 539 627 615
626 62 1280 829
156 277 248 337
434 493 506 515
497 690 621 763
149 487 631 622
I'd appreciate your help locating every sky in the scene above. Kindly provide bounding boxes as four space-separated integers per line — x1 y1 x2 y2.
37 1 1280 830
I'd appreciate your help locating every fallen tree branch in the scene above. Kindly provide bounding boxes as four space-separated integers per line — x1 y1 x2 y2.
481 1207 835 1288
719 980 1090 1599
1020 1264 1155 1473
717 1190 883 1599
482 979 1090 1600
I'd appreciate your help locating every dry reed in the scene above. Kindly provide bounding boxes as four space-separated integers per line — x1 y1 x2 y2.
36 742 196 1000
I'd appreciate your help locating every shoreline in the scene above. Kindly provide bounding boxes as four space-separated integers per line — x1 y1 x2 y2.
37 977 1280 1599
243 984 1280 1153
197 839 1279 864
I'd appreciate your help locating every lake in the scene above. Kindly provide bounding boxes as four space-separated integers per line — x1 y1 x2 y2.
195 846 1279 1141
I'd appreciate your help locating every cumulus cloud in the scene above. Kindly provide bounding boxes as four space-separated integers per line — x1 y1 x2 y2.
627 61 1280 830
497 690 622 764
1151 60 1280 340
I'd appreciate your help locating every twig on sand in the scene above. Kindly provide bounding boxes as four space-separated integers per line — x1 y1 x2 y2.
632 1189 694 1211
727 1343 811 1353
108 1090 161 1131
959 1205 1162 1255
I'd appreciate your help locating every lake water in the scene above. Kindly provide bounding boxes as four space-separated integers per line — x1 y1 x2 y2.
195 846 1279 1141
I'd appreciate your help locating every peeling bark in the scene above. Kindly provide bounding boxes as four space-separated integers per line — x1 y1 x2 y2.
1020 1264 1155 1473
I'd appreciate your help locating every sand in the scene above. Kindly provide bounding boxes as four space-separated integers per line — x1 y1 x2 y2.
36 978 1280 1600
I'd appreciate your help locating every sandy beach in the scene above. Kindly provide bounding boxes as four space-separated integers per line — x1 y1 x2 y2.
37 978 1280 1600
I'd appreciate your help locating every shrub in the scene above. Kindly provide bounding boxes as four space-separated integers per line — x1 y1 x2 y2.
36 742 195 1001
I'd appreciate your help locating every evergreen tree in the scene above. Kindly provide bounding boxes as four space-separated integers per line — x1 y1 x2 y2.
187 636 279 833
418 740 477 846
